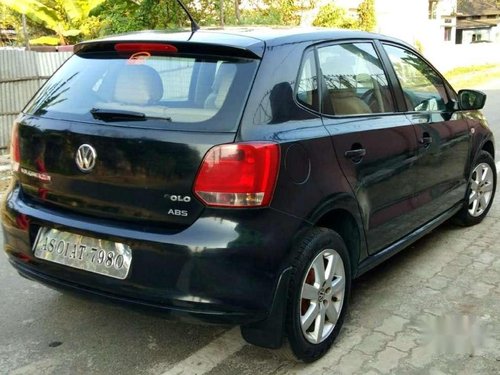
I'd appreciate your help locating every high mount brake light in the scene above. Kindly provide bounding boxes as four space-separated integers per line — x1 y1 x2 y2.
114 43 178 53
194 143 280 208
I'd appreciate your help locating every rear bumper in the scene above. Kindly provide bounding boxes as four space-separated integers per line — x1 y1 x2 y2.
11 259 265 324
2 185 308 325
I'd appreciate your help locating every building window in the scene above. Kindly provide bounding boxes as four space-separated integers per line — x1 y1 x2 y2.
444 18 452 24
444 27 452 41
429 1 438 19
472 33 482 42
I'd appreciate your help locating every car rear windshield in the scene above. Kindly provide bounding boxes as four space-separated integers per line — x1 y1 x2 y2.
25 50 259 132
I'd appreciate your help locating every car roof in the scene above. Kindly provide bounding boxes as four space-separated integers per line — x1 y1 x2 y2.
76 28 411 58
198 27 400 45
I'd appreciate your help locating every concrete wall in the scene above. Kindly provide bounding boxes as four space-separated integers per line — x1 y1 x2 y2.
423 42 500 72
375 0 429 45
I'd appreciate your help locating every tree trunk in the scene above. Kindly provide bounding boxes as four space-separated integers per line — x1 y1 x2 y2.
22 13 30 50
235 0 241 24
220 0 224 27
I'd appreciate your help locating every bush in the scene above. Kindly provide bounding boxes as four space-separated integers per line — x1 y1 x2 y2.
357 0 376 31
313 4 358 29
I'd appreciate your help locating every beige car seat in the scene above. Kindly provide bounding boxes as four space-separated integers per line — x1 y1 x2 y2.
114 64 164 105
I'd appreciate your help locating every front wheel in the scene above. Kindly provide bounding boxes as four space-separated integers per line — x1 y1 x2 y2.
286 228 351 362
454 150 496 226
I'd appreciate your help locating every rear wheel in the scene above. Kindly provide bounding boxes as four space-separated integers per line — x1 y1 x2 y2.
286 228 351 362
454 151 496 226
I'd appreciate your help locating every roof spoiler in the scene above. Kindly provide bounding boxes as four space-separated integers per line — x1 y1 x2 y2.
74 39 263 59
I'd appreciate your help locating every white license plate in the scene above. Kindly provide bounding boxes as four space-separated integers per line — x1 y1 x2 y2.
33 227 132 280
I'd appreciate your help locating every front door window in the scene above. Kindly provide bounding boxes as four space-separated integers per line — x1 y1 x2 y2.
383 45 449 112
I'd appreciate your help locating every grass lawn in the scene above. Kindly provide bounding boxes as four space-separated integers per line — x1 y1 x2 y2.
444 64 500 90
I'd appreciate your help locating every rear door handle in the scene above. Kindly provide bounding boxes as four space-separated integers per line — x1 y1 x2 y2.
419 136 432 144
344 148 366 160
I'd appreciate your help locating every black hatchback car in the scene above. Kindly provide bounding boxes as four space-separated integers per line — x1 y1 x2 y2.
2 29 496 362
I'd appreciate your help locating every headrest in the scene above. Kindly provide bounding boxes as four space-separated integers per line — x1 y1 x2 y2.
212 63 236 91
204 63 237 109
114 65 164 105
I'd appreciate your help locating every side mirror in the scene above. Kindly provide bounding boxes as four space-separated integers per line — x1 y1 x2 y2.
457 89 487 110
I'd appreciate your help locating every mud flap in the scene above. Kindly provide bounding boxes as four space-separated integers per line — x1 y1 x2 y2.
240 267 291 349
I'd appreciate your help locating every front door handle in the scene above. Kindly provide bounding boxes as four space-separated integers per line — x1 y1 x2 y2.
419 133 433 147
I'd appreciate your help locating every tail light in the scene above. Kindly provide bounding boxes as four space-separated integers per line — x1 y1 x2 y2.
194 143 280 207
10 122 20 172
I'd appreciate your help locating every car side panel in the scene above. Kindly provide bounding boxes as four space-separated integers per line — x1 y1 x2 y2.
238 40 369 262
465 110 495 163
324 115 420 254
409 112 471 225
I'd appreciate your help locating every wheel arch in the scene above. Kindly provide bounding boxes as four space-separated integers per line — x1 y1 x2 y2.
481 139 495 159
307 194 368 278
467 135 495 180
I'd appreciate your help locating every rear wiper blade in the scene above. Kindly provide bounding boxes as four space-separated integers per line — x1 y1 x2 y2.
91 108 145 121
90 108 171 122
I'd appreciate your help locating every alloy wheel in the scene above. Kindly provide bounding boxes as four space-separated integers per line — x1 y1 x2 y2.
468 162 494 217
299 249 346 344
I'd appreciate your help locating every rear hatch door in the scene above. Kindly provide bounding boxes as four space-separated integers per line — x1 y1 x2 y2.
15 39 261 227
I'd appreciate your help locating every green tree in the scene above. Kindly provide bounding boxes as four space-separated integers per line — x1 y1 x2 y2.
91 0 141 35
95 0 223 34
0 4 20 45
0 0 105 45
357 0 376 32
257 0 314 26
0 4 19 30
313 3 358 29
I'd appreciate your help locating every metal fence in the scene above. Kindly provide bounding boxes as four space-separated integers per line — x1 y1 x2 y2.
0 50 72 149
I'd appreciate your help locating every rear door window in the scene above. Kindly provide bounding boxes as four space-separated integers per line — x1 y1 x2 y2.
296 50 319 111
25 50 259 132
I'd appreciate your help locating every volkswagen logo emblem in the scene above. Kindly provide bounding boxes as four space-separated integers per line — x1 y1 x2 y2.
75 144 97 172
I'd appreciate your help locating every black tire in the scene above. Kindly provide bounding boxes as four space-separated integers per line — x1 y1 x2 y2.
454 150 496 226
285 228 351 362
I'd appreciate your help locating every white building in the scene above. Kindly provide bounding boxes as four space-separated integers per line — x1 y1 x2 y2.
456 1 500 44
374 0 457 47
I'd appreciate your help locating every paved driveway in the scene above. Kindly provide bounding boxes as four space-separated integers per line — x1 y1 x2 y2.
1 199 499 374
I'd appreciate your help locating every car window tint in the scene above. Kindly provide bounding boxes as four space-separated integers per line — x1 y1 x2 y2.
147 57 195 101
383 44 449 112
317 42 395 116
296 50 319 111
25 53 258 132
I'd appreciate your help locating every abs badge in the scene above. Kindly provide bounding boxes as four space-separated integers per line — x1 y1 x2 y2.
76 144 97 172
